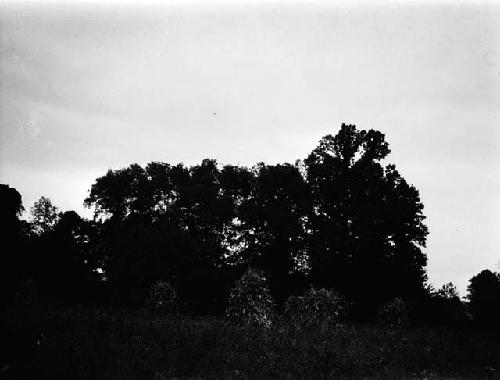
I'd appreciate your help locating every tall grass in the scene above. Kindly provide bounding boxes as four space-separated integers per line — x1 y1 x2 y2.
2 308 499 379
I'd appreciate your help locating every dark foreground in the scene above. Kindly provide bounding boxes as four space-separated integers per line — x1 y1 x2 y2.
2 308 499 380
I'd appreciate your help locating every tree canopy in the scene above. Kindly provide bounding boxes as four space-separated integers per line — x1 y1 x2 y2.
2 124 434 318
79 124 429 315
30 196 59 235
467 269 500 326
304 125 428 317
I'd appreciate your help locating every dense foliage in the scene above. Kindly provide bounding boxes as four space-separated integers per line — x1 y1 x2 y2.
3 124 500 378
78 124 429 316
467 270 500 326
1 124 499 328
305 126 428 319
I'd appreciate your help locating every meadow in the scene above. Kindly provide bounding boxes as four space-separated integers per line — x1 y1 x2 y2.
3 307 499 380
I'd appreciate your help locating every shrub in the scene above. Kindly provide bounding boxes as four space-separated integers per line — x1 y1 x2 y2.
467 270 500 326
377 298 409 328
285 287 347 328
145 281 178 316
225 268 275 329
428 283 468 325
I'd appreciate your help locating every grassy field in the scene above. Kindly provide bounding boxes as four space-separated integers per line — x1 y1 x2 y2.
2 308 500 379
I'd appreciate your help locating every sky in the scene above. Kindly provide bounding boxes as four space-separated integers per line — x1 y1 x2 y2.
1 1 499 296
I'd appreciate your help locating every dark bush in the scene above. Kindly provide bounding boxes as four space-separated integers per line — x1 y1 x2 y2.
285 287 347 328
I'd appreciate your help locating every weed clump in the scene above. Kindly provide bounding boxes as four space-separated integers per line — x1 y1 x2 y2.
285 287 347 328
225 268 275 329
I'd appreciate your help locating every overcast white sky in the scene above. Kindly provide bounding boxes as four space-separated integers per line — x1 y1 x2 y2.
1 1 499 296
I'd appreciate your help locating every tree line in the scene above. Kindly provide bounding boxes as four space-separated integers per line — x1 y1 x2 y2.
2 124 499 325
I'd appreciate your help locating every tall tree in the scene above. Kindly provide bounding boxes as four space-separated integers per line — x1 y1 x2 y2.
305 124 428 318
467 269 500 326
0 185 26 303
0 184 24 225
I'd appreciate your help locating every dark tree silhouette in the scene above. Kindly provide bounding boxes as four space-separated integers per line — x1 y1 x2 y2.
0 185 27 304
305 124 428 319
84 164 153 221
84 159 247 311
23 197 99 304
422 283 468 325
82 123 429 316
467 269 500 327
238 163 311 303
0 184 24 223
